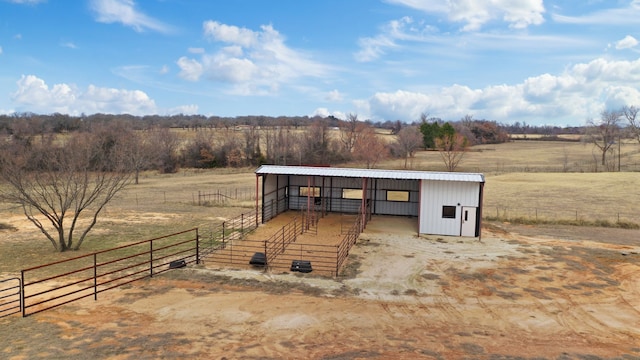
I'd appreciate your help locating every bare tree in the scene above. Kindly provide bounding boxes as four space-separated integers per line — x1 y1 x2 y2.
622 105 640 143
148 127 180 173
392 126 422 169
584 110 621 166
0 127 134 252
352 126 389 168
436 123 469 172
302 119 333 164
242 122 261 166
339 113 364 154
264 119 294 165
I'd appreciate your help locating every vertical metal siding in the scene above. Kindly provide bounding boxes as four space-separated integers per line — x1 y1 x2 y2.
287 175 325 210
374 179 419 216
262 175 278 221
419 180 480 236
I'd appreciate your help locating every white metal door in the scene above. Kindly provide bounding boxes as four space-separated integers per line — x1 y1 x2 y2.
461 207 477 236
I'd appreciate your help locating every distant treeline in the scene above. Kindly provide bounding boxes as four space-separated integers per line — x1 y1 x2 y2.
0 112 584 136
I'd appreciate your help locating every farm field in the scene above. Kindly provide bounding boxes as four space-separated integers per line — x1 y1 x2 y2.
1 141 640 359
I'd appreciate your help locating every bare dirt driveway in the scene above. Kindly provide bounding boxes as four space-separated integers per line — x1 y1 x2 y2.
2 216 640 359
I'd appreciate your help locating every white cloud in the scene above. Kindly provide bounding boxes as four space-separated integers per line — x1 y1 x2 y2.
312 107 346 120
90 0 173 33
61 42 77 49
176 21 330 95
203 21 258 48
11 75 159 115
167 104 198 115
359 56 640 125
159 65 169 74
0 46 3 55
176 57 203 81
355 16 443 62
553 2 640 26
615 35 638 50
188 47 205 54
387 0 545 31
325 90 343 102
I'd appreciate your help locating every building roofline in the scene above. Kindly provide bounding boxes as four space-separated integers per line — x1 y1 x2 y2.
255 165 485 183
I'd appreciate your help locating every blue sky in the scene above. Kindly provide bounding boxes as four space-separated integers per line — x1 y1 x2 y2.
1 0 640 126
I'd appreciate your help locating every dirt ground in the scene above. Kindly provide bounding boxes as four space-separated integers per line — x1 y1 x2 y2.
2 215 640 359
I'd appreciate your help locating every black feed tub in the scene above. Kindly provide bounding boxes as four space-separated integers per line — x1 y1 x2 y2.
249 252 267 267
290 260 312 273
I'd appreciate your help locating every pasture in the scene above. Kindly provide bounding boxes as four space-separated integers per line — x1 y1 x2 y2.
1 139 640 358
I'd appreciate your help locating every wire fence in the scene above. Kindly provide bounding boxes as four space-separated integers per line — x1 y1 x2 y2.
195 187 256 206
483 205 637 225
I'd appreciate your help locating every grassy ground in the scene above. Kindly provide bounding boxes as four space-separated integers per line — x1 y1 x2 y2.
1 140 640 273
383 139 640 173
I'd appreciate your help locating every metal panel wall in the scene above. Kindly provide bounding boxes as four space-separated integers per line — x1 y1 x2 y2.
419 180 480 236
288 175 324 211
327 177 367 213
373 179 420 216
261 174 289 222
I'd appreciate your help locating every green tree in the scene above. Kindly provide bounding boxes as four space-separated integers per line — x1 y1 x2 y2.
419 118 441 149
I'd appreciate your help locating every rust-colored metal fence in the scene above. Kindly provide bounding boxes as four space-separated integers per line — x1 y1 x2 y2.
201 210 302 270
20 228 199 317
0 277 21 318
336 200 371 274
265 218 300 264
202 200 372 277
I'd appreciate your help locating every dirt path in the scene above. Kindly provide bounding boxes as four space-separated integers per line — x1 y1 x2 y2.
2 217 640 359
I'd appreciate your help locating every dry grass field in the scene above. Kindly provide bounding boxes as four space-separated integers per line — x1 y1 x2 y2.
396 139 640 173
1 140 640 359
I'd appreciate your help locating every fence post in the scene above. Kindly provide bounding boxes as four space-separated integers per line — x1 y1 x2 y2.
94 253 98 301
282 226 285 252
150 239 154 278
336 245 340 276
20 270 25 317
222 222 226 243
264 240 268 268
196 228 200 265
241 213 244 234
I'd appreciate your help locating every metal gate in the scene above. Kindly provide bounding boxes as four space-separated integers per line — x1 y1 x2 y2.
0 277 21 318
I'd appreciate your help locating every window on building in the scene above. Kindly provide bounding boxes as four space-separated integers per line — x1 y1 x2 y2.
299 186 321 197
387 190 410 202
342 189 363 199
442 206 456 219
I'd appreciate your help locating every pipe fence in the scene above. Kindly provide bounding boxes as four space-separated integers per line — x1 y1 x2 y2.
0 277 21 318
20 228 199 317
201 199 371 277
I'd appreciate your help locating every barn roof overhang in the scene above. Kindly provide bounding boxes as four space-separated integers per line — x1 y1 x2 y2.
255 165 484 183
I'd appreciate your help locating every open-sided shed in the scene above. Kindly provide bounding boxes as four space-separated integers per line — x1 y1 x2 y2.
255 165 485 237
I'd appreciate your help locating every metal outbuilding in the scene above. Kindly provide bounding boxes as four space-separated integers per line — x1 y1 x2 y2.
255 165 485 237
